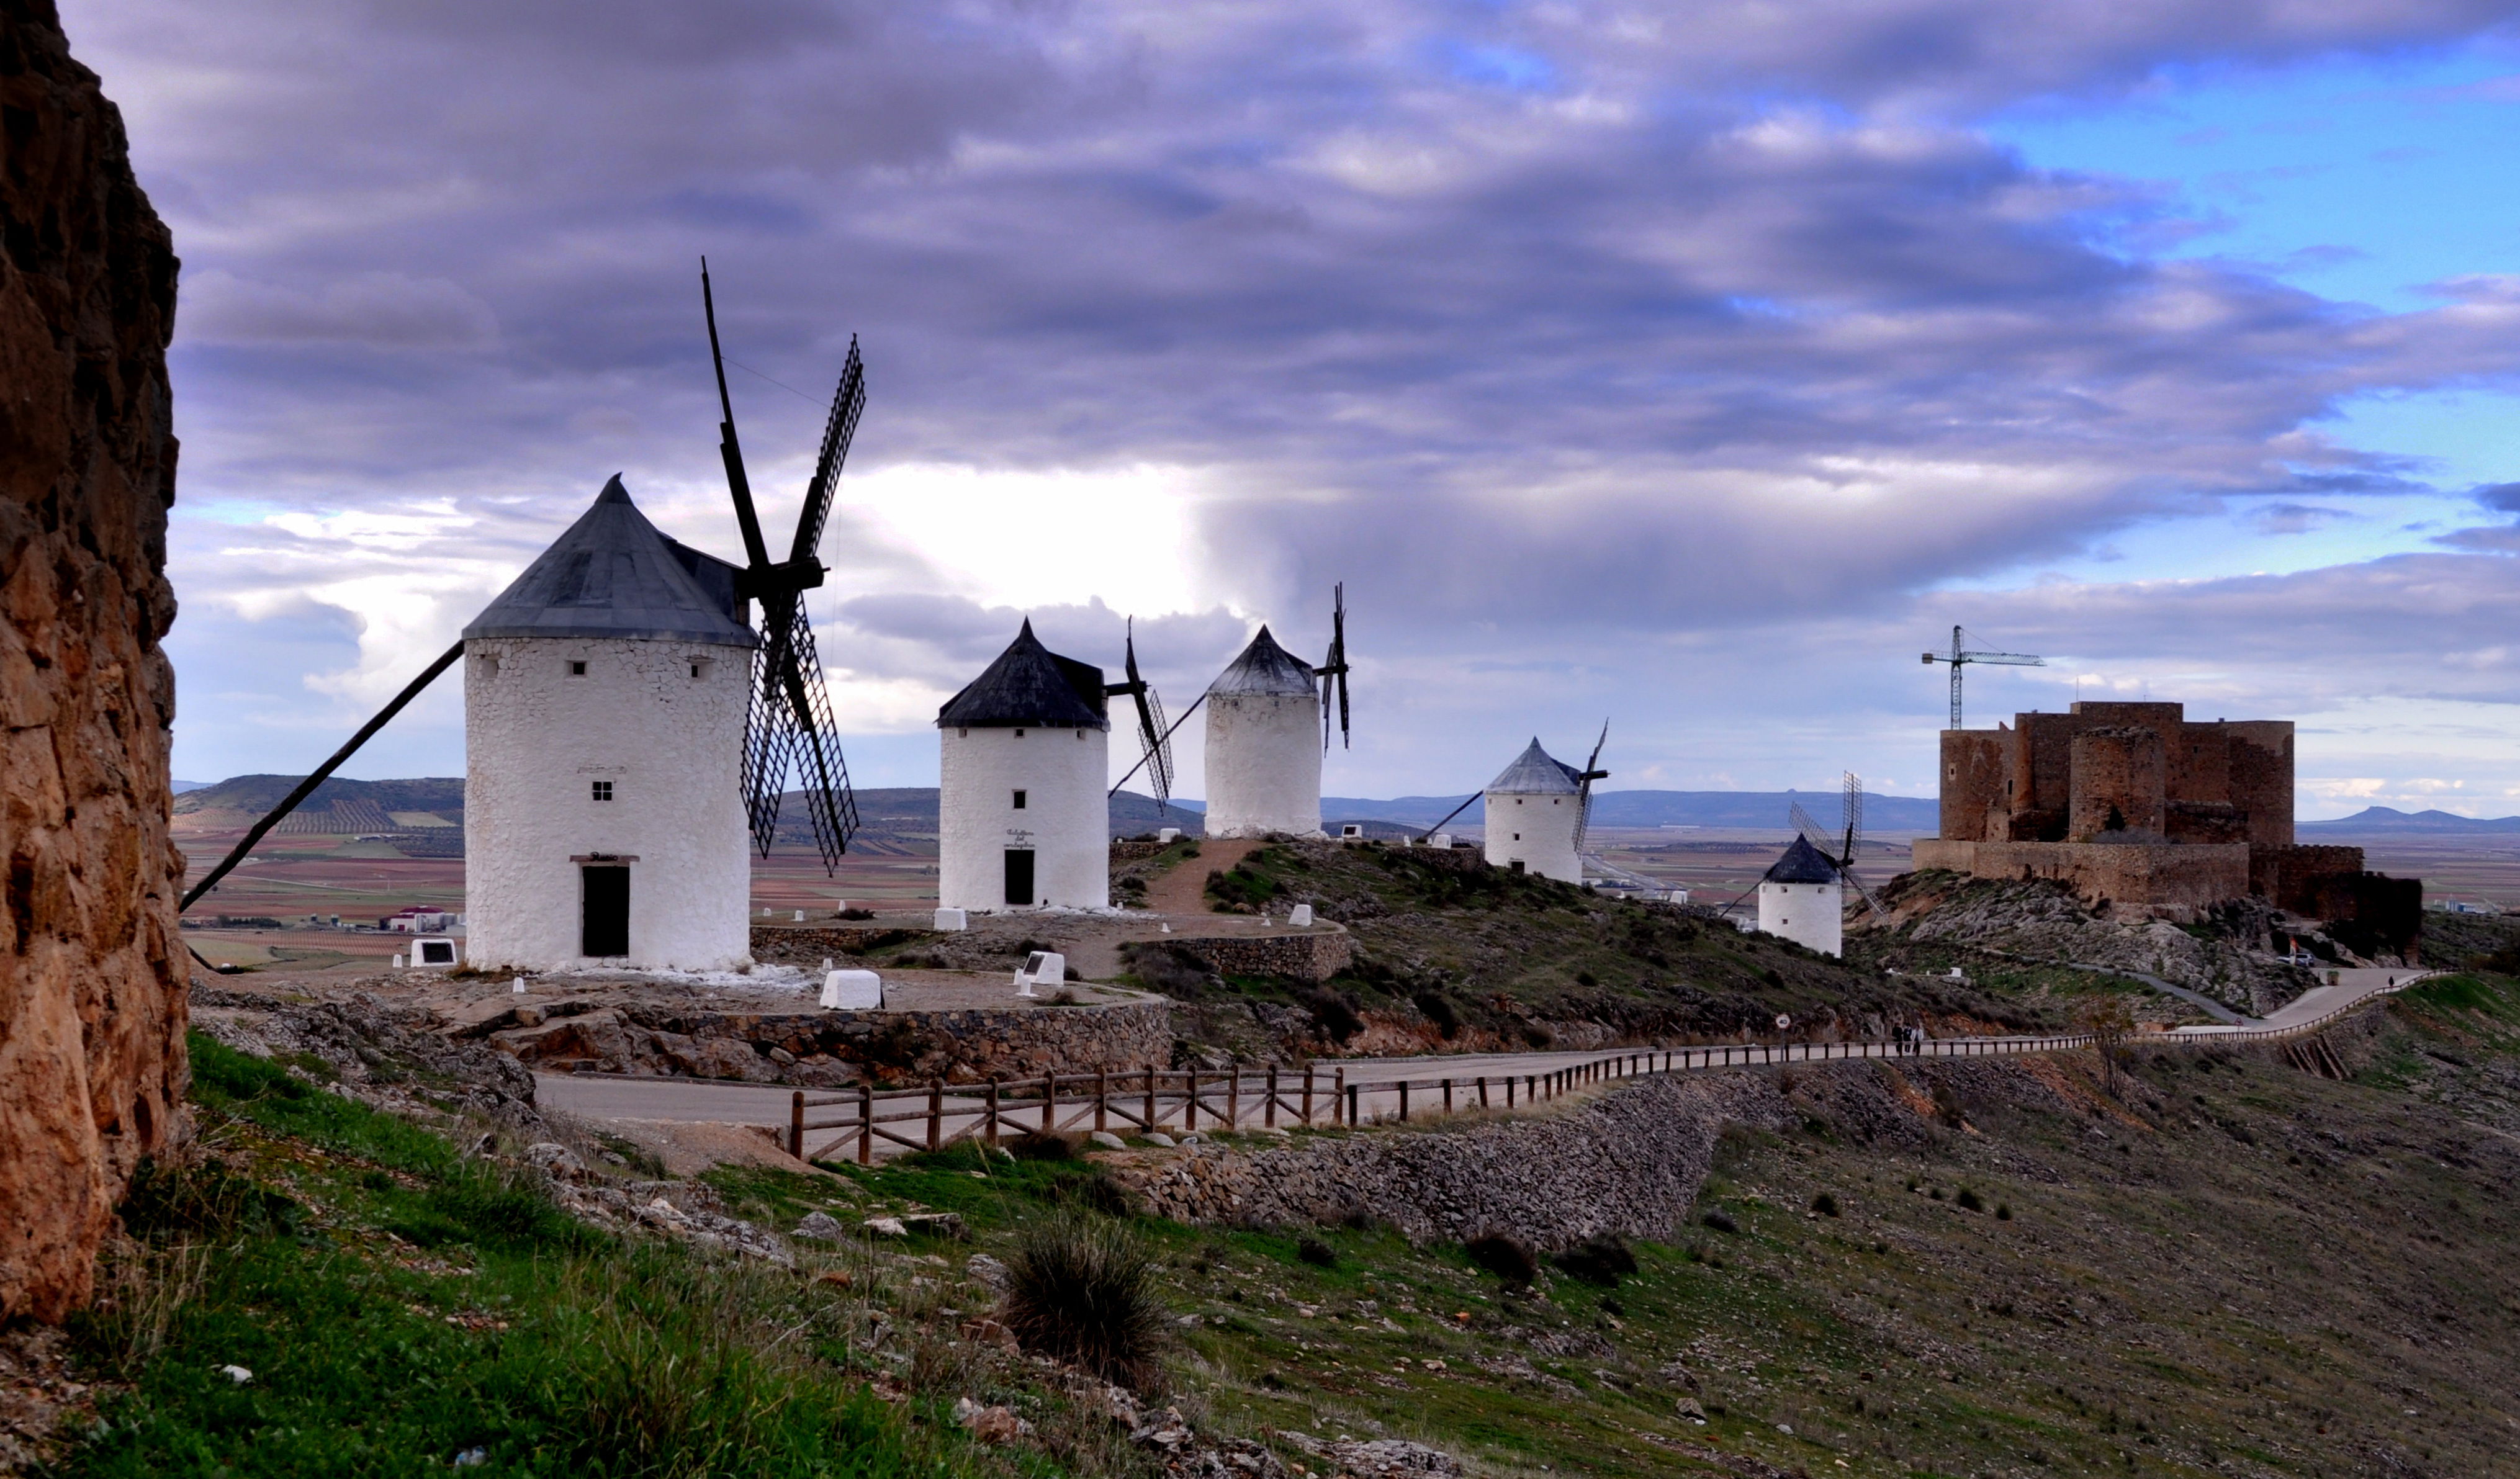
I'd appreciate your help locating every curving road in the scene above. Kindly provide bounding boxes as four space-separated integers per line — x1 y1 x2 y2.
534 966 2430 1159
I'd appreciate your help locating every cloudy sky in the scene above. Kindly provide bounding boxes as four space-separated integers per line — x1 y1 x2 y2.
69 0 2520 816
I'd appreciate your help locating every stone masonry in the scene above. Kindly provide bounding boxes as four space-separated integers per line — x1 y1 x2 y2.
478 999 1174 1086
0 4 187 1324
1916 700 2406 927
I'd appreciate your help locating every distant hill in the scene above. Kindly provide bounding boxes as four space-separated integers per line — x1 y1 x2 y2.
171 778 210 793
1318 789 1941 832
2300 807 2520 836
174 774 466 817
174 775 1935 841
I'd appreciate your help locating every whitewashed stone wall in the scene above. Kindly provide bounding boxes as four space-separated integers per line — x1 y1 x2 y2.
1204 691 1324 838
1483 790 1583 883
938 723 1110 911
463 636 753 971
1758 879 1843 957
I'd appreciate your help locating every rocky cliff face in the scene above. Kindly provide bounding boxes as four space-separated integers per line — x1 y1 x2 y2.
0 0 185 1323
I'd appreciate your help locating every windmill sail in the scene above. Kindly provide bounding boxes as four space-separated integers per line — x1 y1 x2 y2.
1107 618 1174 807
1572 720 1609 856
702 261 863 872
1317 582 1351 750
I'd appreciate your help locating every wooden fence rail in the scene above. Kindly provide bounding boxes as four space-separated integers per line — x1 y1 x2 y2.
785 976 2428 1164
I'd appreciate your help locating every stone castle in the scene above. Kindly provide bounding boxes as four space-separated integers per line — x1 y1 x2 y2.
1914 702 2415 940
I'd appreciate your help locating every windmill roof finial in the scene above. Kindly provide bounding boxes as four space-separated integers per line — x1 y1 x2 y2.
1209 624 1316 696
938 623 1109 729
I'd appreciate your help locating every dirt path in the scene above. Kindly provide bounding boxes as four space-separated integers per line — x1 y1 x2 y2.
1140 840 1261 915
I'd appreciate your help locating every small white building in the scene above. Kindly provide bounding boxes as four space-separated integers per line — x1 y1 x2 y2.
1483 738 1586 884
936 621 1111 912
1202 626 1323 839
1757 835 1844 957
461 476 758 972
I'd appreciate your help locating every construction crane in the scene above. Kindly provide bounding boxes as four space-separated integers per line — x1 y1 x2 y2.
1922 626 2043 729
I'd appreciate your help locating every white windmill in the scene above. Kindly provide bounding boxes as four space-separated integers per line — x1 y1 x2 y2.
1752 773 1881 957
462 266 869 971
1479 727 1607 884
1202 626 1326 838
936 621 1111 912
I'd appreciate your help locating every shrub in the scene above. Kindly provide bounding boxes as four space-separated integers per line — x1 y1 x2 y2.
1552 1233 1638 1287
1956 1187 1986 1212
1811 1192 1840 1218
1339 1207 1382 1234
1522 1023 1555 1050
1297 1236 1338 1269
1297 988 1365 1043
1001 1216 1167 1387
835 906 875 921
120 1154 300 1243
1411 990 1462 1040
1700 1209 1739 1234
1996 1203 2014 1221
1465 1232 1539 1285
1009 1130 1074 1162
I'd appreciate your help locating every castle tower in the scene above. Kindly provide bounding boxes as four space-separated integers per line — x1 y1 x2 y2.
936 621 1110 912
461 477 757 971
1201 625 1323 839
1482 738 1585 883
1757 835 1844 957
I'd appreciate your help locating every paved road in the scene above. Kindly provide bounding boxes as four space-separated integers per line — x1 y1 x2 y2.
2171 966 2427 1035
537 967 2430 1159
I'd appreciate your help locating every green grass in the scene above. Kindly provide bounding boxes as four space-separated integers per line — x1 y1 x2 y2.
62 1036 1004 1479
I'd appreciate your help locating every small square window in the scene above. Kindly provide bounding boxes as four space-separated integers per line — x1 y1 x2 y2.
1012 789 1027 810
568 660 587 677
690 663 703 678
591 780 613 801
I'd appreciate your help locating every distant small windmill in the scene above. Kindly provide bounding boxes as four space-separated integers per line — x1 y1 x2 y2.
1104 618 1175 807
1922 626 2043 729
1789 770 1884 917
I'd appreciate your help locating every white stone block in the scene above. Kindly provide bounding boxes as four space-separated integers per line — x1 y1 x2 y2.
821 969 884 1010
1157 827 1180 843
1289 904 1315 927
934 907 968 931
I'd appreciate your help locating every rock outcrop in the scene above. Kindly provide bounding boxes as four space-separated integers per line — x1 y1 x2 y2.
0 2 186 1323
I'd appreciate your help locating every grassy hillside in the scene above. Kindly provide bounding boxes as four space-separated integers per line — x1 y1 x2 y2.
53 963 2520 1477
1138 842 2099 1058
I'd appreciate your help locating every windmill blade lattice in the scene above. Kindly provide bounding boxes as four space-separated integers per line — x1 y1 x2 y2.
703 261 865 873
1573 719 1609 856
1318 582 1351 750
744 597 858 868
1123 619 1174 807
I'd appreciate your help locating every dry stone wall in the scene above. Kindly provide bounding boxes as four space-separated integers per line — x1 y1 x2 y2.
1119 1071 1788 1249
485 999 1174 1086
1170 930 1351 983
0 5 186 1324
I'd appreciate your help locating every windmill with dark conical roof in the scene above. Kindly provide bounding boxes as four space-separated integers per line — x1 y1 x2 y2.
461 475 763 970
935 621 1112 912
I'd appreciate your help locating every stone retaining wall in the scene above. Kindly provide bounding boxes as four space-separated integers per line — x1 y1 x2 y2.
750 925 937 963
1116 1071 1786 1249
1171 930 1352 983
487 999 1172 1086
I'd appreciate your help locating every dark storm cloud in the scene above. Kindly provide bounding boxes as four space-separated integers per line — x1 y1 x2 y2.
64 0 2520 786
